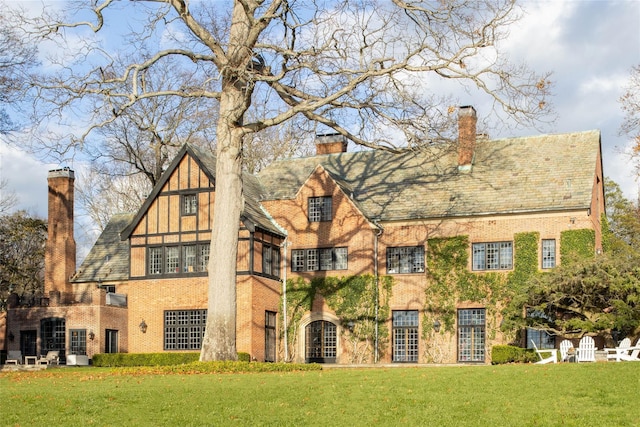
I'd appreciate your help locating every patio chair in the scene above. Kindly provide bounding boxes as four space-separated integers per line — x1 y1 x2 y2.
37 351 60 365
576 336 596 362
531 340 557 364
5 350 22 365
605 337 640 362
604 338 631 362
560 340 575 362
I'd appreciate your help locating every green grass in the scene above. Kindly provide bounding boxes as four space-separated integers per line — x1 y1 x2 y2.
1 363 638 426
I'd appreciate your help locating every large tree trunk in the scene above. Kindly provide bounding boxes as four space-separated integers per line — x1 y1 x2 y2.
199 2 251 362
200 96 245 361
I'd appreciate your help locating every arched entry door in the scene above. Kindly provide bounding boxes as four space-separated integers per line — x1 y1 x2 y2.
305 320 336 363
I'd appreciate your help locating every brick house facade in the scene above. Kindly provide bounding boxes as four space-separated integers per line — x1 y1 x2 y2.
4 106 605 364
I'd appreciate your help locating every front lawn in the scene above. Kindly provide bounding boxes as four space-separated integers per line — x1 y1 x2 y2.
0 362 637 426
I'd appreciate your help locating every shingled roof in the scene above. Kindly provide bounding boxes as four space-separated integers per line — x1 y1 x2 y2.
72 213 134 283
257 130 602 222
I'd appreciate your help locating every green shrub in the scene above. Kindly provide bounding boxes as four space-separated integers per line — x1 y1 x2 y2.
491 345 539 364
92 352 200 367
237 352 251 362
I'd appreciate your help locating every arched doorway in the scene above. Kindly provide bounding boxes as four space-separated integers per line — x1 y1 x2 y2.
305 320 336 363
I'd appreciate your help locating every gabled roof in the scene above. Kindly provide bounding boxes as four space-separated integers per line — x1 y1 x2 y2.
121 143 285 239
257 130 602 221
72 213 135 283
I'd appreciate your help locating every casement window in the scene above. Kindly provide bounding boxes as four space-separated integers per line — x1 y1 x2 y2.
147 243 210 276
265 311 277 362
164 309 207 350
291 247 348 272
458 308 486 362
182 194 198 215
69 329 87 355
472 242 513 271
541 239 556 269
262 245 281 278
387 246 425 274
308 196 332 222
166 246 180 273
149 247 163 275
392 310 419 362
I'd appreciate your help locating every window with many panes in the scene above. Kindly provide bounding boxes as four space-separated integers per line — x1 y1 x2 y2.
308 196 332 222
393 310 419 362
541 239 556 269
458 308 485 362
305 320 336 363
166 246 179 273
164 309 207 350
387 246 425 274
69 329 87 355
182 194 197 215
149 247 163 275
291 247 347 272
472 242 513 271
147 243 210 276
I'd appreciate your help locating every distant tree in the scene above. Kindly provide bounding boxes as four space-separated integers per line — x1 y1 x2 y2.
0 177 18 215
0 211 47 311
620 64 640 176
603 178 640 254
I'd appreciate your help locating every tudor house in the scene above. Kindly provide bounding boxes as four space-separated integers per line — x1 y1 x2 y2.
3 106 605 364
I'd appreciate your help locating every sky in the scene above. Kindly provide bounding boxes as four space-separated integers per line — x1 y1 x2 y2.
1 0 640 222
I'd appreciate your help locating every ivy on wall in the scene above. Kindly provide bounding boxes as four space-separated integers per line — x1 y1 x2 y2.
560 228 595 260
424 229 596 345
281 274 392 363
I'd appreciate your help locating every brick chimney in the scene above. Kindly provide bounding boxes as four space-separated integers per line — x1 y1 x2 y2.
44 168 76 295
315 133 347 155
457 106 477 173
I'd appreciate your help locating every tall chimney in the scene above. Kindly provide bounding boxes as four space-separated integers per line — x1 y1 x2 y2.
457 106 477 173
315 133 348 155
44 168 76 295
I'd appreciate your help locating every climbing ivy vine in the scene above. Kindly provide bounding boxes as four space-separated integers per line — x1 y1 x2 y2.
281 274 392 363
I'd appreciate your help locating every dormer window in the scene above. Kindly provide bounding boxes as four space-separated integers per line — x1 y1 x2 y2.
182 194 197 216
308 196 332 222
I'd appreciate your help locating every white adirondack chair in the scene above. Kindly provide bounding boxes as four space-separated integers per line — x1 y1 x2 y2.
604 338 631 362
531 340 557 364
605 337 640 362
560 340 574 362
576 336 596 362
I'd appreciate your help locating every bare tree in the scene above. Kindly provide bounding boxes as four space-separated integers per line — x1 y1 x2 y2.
620 64 640 176
0 177 18 215
20 0 551 361
0 11 38 133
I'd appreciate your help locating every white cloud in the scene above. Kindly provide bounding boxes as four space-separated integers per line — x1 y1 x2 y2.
0 139 56 217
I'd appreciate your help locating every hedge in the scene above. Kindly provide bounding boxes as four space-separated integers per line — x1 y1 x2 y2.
491 345 539 364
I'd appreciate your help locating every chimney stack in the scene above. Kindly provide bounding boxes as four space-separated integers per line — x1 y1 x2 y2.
457 106 477 173
315 133 348 155
44 168 76 295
